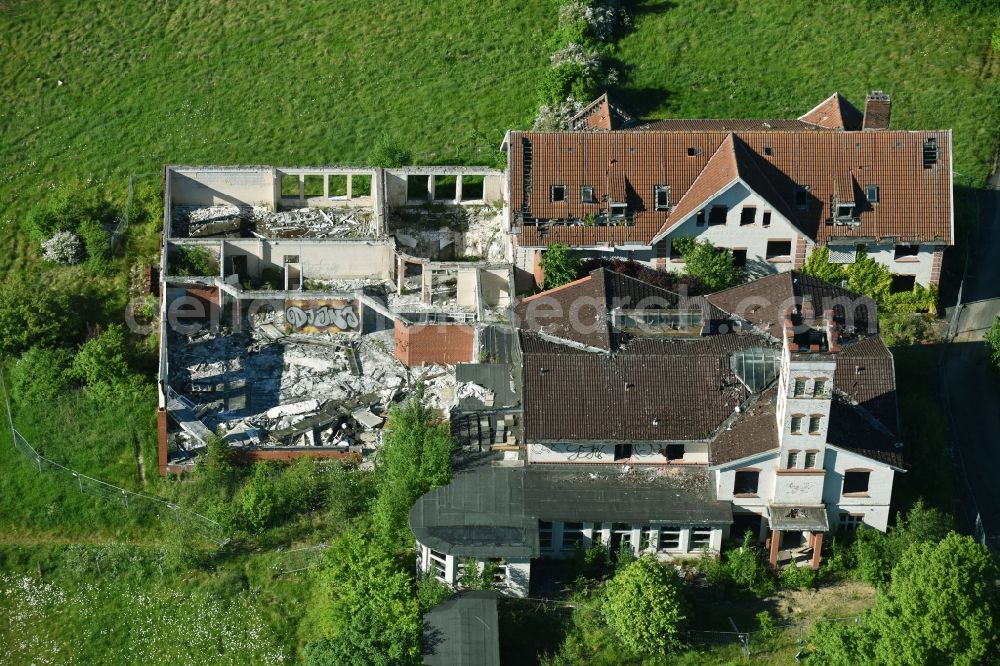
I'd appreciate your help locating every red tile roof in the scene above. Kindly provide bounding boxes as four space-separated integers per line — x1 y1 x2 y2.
798 92 863 131
862 91 892 131
570 93 635 131
394 323 474 366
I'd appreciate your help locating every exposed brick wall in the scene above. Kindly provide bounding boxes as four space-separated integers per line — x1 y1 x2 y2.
394 323 475 366
793 238 808 268
532 250 544 288
184 286 220 320
157 408 169 475
237 449 361 464
930 247 944 286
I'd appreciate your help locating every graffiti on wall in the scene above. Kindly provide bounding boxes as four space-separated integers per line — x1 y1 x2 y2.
284 299 360 333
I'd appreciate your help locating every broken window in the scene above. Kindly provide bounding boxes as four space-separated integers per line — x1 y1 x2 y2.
580 185 595 203
793 378 806 397
657 527 682 551
894 244 919 260
733 470 760 496
804 451 818 469
407 175 430 201
351 174 372 198
328 175 348 198
835 203 854 220
922 138 938 168
838 513 864 531
654 185 671 211
808 415 822 434
708 205 728 225
766 240 792 260
866 184 879 203
280 173 300 198
614 443 633 460
787 450 799 469
764 146 773 156
665 444 685 461
812 379 827 397
740 207 756 226
732 249 748 267
609 202 627 218
303 175 324 198
550 185 566 202
562 522 585 550
695 210 706 226
434 175 457 200
795 186 810 209
282 255 299 264
461 175 484 201
843 470 870 495
539 521 553 551
891 274 917 293
790 415 803 434
429 550 447 580
690 527 712 549
762 211 772 227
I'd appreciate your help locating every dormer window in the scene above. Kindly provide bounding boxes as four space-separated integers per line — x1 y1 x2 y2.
550 185 566 202
654 185 671 211
866 184 879 203
609 202 627 218
580 186 595 204
835 203 854 220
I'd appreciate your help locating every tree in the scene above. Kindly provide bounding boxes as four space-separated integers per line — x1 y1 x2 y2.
72 324 133 387
601 556 686 658
811 532 1000 665
870 533 999 666
372 388 452 546
308 529 422 665
0 277 83 357
10 346 76 405
673 237 744 292
540 243 581 289
852 499 953 588
985 316 1000 369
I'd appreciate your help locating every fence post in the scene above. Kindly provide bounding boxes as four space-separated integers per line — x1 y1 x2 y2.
76 472 83 493
122 490 129 509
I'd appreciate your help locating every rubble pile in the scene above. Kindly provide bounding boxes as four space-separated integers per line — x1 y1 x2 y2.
167 324 457 456
256 207 377 239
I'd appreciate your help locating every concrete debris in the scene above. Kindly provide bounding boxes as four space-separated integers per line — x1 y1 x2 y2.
352 408 384 429
172 204 378 239
456 382 489 402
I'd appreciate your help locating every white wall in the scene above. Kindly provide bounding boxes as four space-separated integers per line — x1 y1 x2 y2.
822 446 896 531
528 441 708 464
169 167 275 208
715 451 779 513
663 182 811 275
218 239 394 280
861 243 935 287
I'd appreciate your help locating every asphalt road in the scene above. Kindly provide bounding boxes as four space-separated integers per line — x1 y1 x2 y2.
941 165 1000 542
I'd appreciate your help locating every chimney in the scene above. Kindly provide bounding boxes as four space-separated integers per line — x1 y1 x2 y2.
863 91 891 131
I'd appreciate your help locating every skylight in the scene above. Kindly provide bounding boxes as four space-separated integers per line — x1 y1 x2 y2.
730 347 781 392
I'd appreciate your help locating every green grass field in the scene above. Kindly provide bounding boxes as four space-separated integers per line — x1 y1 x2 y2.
614 1 1000 185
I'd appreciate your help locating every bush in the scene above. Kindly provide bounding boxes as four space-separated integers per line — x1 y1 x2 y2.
72 324 133 388
985 316 1000 369
367 132 411 168
41 231 85 265
721 531 776 597
851 499 953 588
231 462 283 533
673 237 744 292
10 346 76 405
169 245 219 277
879 312 930 346
780 563 816 590
602 556 687 657
77 219 112 275
0 278 84 357
539 243 581 289
21 184 115 243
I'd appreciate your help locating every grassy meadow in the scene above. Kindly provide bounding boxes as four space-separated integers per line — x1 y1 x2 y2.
0 0 998 662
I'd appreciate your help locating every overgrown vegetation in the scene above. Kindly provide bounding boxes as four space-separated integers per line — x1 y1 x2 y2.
673 237 745 292
540 243 582 289
986 316 1000 370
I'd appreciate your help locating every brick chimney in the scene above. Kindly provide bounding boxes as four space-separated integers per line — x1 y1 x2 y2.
863 91 891 130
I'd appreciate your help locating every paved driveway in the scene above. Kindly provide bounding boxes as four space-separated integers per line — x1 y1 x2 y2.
941 166 1000 541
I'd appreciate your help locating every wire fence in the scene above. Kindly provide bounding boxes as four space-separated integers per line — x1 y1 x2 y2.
684 615 862 659
0 367 228 547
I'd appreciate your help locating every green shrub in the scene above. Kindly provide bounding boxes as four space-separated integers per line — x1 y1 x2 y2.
780 563 816 589
169 245 219 277
367 132 411 168
723 531 776 597
10 346 76 405
232 462 283 533
21 184 115 242
880 312 929 346
674 237 745 292
756 610 778 641
539 243 581 289
0 278 84 357
602 556 687 657
77 218 112 275
985 316 1000 369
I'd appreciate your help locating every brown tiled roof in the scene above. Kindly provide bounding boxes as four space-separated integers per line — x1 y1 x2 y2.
514 268 726 350
521 331 769 441
570 93 634 131
827 397 903 467
798 93 864 131
510 127 951 248
635 119 828 132
709 385 780 466
834 335 899 438
707 271 877 339
862 92 892 131
394 323 474 366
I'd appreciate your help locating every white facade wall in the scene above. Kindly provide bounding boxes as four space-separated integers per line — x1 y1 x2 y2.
862 243 935 286
168 167 276 209
217 239 394 280
821 446 896 532
715 451 779 511
415 543 530 597
661 182 811 275
527 441 708 465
